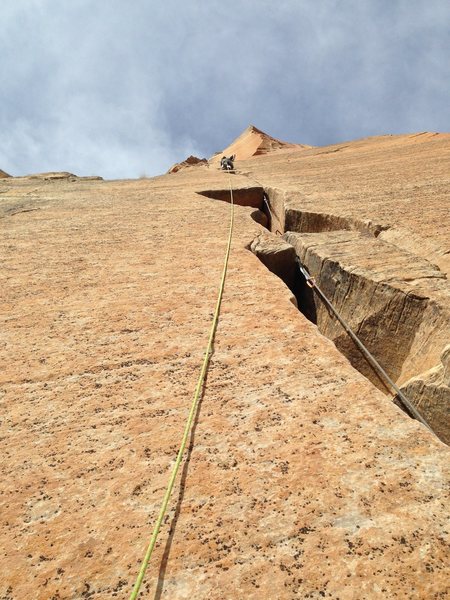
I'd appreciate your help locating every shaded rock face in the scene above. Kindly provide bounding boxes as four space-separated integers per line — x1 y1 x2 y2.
1 129 449 599
250 232 298 306
400 344 450 443
167 155 208 173
281 230 450 442
0 168 11 178
197 186 264 209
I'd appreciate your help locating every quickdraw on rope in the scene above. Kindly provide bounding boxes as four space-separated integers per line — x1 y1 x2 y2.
297 260 435 434
129 171 235 599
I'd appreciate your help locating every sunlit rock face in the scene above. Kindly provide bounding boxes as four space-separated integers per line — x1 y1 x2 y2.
241 129 450 443
209 124 311 166
1 127 449 599
167 155 208 174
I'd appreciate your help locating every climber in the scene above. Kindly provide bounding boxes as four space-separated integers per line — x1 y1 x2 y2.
220 154 235 171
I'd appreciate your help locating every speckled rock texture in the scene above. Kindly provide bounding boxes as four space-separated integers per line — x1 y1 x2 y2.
240 129 450 444
243 132 450 274
0 131 449 599
282 230 450 442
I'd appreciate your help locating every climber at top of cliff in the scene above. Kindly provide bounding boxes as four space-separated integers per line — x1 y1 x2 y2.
220 155 235 171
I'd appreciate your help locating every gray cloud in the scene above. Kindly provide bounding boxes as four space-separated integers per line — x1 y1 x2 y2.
1 0 449 178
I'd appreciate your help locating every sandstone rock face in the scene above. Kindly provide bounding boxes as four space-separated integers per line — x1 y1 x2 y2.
209 124 311 165
168 155 208 174
0 168 11 178
250 232 298 304
281 229 450 441
246 131 450 274
29 171 78 180
400 344 450 443
197 184 264 209
12 172 103 181
241 130 450 444
1 130 449 599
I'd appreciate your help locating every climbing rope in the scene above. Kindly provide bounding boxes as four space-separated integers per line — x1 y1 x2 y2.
297 261 435 434
129 171 235 599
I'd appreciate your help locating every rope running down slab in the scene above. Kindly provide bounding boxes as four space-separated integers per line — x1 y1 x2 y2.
129 171 235 599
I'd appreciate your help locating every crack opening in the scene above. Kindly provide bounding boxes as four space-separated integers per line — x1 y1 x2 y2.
251 187 449 443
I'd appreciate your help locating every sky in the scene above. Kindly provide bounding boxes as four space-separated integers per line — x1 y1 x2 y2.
1 0 449 179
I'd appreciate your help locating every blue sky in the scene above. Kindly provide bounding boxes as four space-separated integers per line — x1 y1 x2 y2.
1 0 449 178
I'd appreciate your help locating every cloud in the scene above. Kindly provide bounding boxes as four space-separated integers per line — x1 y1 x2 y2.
1 0 449 178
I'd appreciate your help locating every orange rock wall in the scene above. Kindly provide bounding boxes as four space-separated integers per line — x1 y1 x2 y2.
0 132 449 598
